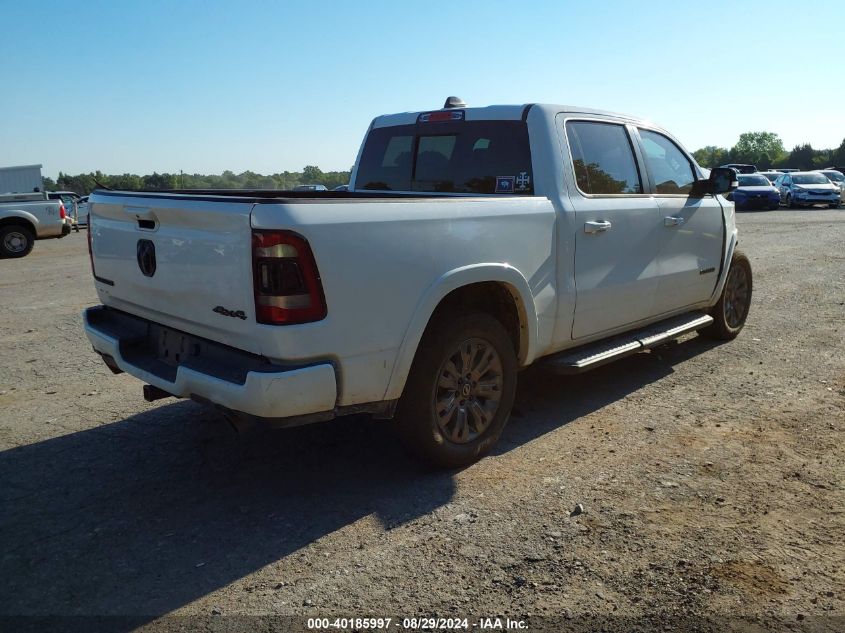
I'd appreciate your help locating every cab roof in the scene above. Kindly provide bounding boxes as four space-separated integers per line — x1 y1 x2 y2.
371 103 656 129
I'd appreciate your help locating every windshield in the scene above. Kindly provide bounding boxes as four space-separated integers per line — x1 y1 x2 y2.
738 175 770 187
793 174 830 185
821 171 844 183
761 172 779 182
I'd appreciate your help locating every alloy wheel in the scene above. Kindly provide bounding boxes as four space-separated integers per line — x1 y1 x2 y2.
724 264 750 328
433 337 503 444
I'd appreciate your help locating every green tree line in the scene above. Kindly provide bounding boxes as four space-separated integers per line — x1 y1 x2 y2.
42 165 351 195
693 133 845 170
39 134 845 195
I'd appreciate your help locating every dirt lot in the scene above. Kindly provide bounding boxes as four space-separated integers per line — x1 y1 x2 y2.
1 210 843 632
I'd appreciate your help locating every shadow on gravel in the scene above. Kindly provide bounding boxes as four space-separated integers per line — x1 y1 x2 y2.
501 334 725 451
0 334 723 626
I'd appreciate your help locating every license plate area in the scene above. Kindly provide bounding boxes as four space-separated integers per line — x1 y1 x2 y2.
154 326 202 367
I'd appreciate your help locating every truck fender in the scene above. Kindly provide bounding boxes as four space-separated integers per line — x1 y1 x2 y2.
383 263 539 402
708 228 738 306
0 208 40 232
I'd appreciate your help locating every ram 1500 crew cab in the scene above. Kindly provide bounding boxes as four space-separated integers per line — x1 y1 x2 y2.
84 100 751 467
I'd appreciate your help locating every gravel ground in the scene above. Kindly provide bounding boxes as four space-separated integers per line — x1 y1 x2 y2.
1 209 843 632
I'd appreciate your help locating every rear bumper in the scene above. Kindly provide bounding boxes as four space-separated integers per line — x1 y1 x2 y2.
83 306 338 419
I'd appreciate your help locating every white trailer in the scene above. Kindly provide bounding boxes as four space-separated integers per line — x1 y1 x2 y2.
0 164 44 194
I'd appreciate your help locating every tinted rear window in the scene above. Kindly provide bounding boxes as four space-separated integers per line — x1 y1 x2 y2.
356 120 534 194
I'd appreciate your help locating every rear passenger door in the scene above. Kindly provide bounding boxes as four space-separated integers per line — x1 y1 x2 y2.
634 128 724 313
559 117 663 340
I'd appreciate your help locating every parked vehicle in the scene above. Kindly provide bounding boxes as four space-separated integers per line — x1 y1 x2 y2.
816 169 845 200
84 100 749 467
0 191 70 257
332 184 349 192
76 196 89 227
759 171 782 183
48 191 82 232
292 184 327 192
731 174 780 210
774 171 841 208
720 163 757 174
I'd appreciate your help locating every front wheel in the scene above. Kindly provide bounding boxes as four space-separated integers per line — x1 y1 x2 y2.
396 312 518 468
0 225 35 258
701 250 752 340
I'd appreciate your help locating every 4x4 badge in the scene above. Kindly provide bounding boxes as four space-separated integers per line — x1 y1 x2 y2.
213 306 247 320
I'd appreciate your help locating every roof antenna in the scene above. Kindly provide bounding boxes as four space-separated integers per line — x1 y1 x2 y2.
443 96 466 109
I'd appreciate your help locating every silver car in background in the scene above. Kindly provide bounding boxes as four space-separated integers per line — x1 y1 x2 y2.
774 172 841 208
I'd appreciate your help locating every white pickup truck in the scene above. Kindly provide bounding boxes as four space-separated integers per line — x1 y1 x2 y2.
0 191 71 257
84 99 751 467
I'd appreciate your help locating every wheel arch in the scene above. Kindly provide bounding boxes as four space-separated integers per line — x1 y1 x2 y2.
707 228 738 307
383 264 539 401
0 214 38 236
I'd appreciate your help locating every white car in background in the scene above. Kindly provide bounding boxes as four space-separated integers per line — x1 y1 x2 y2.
816 170 844 203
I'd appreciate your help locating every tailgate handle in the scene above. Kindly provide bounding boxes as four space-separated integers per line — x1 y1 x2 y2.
125 205 158 230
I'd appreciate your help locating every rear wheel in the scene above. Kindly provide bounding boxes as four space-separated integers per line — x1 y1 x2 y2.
701 250 752 340
396 312 517 468
0 225 35 258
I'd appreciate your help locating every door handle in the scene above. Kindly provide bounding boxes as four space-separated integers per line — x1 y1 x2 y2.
584 220 612 234
664 216 685 227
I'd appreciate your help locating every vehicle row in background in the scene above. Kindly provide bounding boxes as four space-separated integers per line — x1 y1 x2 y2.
719 163 843 211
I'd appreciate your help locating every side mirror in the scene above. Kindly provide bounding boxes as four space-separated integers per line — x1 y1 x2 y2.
709 167 737 194
690 167 737 197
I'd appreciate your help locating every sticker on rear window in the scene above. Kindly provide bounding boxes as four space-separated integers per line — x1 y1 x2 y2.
496 176 515 193
516 172 530 191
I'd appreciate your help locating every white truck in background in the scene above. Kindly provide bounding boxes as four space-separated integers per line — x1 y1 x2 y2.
84 99 752 467
1 165 71 257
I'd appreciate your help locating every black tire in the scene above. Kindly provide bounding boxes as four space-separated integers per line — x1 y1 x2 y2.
701 250 752 341
787 194 797 209
396 312 518 468
0 225 35 258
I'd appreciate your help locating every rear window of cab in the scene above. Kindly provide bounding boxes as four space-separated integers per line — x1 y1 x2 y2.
356 120 534 195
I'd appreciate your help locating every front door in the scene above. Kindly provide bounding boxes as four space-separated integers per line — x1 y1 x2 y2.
560 117 663 340
634 128 725 313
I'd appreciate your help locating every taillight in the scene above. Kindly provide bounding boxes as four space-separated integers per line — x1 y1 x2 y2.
252 230 326 325
59 204 66 219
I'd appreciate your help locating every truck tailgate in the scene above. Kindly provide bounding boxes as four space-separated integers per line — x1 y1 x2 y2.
89 192 259 352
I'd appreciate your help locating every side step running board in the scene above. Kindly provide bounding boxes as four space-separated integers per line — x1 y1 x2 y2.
541 312 714 374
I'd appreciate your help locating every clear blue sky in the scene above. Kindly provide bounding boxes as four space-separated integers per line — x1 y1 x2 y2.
1 0 842 178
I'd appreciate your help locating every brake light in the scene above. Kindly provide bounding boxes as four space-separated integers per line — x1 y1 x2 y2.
252 230 326 325
59 204 66 219
418 110 465 123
